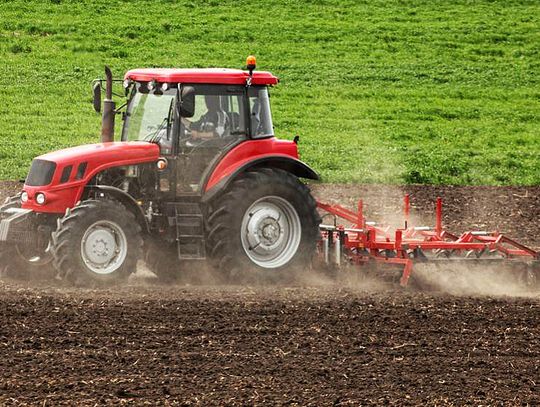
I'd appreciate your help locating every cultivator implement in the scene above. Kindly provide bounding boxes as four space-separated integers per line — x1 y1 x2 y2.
317 195 540 289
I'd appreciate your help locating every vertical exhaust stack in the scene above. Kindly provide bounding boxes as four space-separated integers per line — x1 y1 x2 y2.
101 66 115 143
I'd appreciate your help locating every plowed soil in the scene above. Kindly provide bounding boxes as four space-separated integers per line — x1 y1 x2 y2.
1 183 539 406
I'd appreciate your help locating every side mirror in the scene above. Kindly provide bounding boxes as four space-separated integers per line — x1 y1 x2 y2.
179 86 195 118
92 81 101 113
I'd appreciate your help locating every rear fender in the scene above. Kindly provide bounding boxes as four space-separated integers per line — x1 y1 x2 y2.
84 185 149 233
202 156 319 203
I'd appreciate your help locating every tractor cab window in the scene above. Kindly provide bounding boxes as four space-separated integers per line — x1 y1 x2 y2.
122 84 177 155
180 89 247 147
249 86 274 138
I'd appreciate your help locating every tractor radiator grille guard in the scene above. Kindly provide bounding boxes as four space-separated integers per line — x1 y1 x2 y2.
0 208 44 245
317 195 539 287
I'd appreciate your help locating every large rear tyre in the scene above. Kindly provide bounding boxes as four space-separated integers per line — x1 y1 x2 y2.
206 168 320 283
51 200 142 287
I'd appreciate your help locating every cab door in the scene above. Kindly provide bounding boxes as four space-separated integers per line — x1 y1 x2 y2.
175 84 247 194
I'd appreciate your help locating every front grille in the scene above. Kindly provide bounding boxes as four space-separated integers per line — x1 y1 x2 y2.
26 159 56 186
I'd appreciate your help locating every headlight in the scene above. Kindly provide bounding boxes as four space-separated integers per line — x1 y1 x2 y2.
21 191 28 203
35 193 46 205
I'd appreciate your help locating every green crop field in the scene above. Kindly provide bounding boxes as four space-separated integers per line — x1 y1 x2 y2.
0 0 538 184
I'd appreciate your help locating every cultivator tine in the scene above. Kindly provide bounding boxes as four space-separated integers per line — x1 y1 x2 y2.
317 196 539 291
400 259 413 286
403 194 410 229
435 197 442 238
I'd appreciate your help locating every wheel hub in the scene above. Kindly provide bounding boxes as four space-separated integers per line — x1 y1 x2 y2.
81 221 127 275
246 207 285 251
241 196 302 269
260 219 281 244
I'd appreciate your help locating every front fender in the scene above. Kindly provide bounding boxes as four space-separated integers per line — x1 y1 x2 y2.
85 185 150 233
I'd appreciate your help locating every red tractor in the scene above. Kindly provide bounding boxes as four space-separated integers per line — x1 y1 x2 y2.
0 57 321 285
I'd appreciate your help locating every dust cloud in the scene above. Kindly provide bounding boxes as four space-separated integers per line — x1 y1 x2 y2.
412 263 539 298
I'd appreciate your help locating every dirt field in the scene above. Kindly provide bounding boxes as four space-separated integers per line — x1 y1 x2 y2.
1 183 539 405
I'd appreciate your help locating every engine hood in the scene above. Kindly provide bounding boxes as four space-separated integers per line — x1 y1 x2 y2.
37 141 160 166
21 141 160 213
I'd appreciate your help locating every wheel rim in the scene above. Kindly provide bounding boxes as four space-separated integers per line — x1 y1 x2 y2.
240 196 302 269
81 220 128 275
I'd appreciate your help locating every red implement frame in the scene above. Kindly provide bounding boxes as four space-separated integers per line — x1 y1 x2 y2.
317 195 539 286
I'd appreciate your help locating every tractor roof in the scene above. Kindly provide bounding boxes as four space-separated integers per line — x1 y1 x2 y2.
124 68 279 86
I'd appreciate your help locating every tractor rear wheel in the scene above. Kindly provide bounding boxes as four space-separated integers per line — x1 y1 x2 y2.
206 168 320 282
51 200 142 287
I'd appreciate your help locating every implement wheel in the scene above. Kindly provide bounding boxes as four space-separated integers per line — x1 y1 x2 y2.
51 200 142 287
206 168 320 282
518 263 540 291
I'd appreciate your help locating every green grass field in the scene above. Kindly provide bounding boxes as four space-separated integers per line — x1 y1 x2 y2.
0 0 538 184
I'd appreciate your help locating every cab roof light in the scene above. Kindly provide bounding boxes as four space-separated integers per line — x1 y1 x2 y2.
246 55 256 76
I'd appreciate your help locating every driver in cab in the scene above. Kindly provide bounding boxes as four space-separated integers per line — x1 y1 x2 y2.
187 95 231 140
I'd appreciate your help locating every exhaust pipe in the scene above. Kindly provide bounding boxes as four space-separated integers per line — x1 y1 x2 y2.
101 66 115 143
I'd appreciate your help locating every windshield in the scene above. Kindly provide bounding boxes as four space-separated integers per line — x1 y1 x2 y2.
122 85 176 154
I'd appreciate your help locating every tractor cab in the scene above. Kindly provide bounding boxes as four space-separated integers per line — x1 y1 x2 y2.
119 74 275 193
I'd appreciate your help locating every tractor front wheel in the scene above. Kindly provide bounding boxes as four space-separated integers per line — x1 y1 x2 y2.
51 200 142 287
0 244 55 280
0 194 55 281
206 168 320 282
